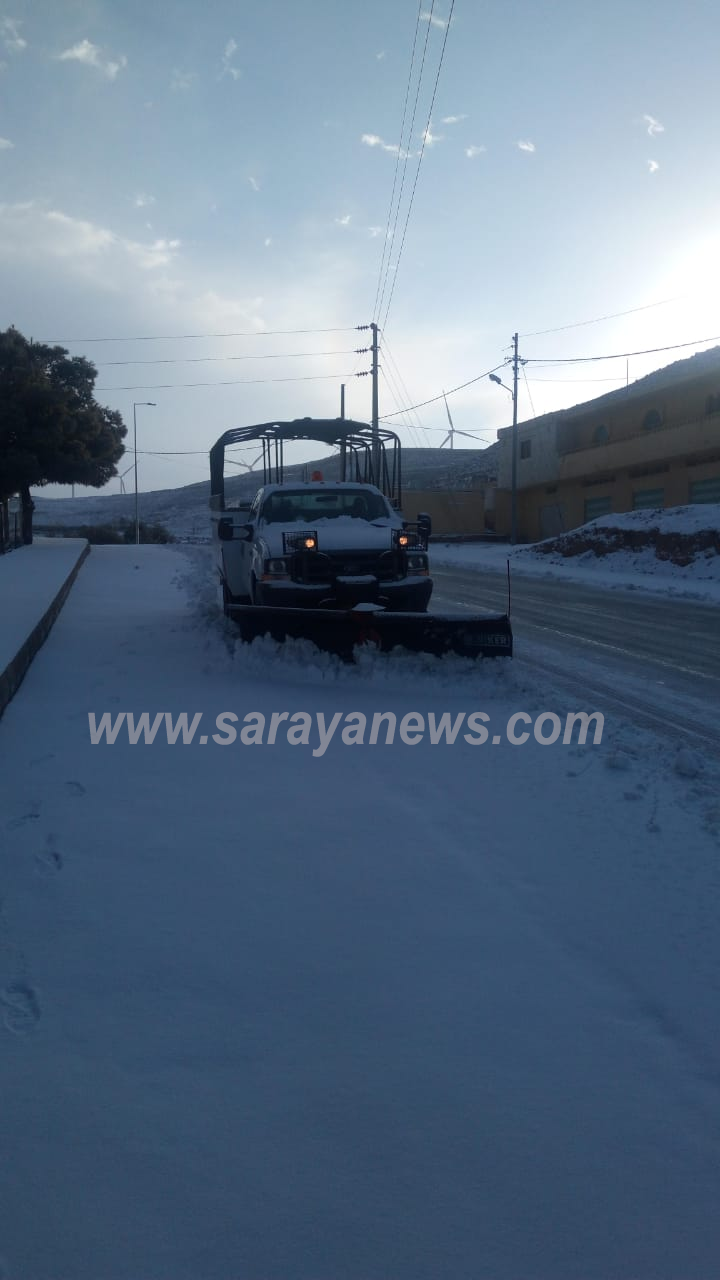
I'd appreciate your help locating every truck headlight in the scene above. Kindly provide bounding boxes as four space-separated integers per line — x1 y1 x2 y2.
266 557 288 575
407 553 428 572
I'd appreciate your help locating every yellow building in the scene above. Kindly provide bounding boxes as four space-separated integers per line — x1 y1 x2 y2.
494 346 720 542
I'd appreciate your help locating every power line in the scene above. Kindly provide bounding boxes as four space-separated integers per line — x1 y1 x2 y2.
524 332 720 365
380 0 455 332
380 361 507 419
525 375 629 384
521 362 536 417
382 338 433 446
518 295 685 338
41 325 362 344
95 347 366 367
375 1 435 324
371 0 424 322
96 370 366 392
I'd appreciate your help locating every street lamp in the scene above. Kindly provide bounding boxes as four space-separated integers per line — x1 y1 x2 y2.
132 401 156 545
489 371 519 545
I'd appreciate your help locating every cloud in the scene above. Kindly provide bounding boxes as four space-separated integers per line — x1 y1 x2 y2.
465 144 485 158
220 36 241 80
1 17 26 52
0 204 182 284
420 123 443 147
441 114 466 125
334 214 351 226
361 132 410 157
0 136 14 149
376 50 386 60
134 193 155 208
248 175 260 192
643 114 664 137
264 237 272 247
57 39 127 79
517 139 535 152
648 159 659 174
420 10 449 27
170 68 197 91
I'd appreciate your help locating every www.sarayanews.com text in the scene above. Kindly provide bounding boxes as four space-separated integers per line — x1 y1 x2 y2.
88 710 604 756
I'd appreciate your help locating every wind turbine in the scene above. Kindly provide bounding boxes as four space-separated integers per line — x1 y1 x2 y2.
439 392 485 448
225 451 263 473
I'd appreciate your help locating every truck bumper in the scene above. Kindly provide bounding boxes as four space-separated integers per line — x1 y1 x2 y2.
254 575 433 612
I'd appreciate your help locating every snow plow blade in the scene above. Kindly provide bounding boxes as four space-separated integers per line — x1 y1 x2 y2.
227 604 513 661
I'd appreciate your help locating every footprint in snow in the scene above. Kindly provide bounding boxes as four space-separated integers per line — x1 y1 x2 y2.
35 837 63 877
1 982 40 1035
5 809 40 832
65 781 86 797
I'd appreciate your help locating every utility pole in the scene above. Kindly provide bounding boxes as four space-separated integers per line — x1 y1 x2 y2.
510 332 519 546
339 382 346 480
370 322 380 482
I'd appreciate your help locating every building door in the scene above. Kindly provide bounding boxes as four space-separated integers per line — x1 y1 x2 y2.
540 503 566 539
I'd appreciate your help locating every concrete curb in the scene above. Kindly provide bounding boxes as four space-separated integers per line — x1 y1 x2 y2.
0 541 91 721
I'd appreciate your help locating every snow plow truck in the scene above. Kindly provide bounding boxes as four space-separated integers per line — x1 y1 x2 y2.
210 418 513 661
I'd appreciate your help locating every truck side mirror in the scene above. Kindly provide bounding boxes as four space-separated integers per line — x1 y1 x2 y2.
218 519 252 541
417 512 432 538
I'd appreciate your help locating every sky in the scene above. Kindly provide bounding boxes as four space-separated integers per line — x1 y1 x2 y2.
2 0 720 497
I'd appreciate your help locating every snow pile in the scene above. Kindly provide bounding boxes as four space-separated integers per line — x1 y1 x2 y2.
432 505 720 600
518 504 720 584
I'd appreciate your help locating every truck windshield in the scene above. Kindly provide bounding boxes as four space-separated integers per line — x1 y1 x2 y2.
261 489 390 523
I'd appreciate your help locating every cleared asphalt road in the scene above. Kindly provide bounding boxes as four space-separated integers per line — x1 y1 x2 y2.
431 563 720 753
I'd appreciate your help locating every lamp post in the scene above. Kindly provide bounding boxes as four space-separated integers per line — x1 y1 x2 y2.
490 364 519 545
132 401 156 545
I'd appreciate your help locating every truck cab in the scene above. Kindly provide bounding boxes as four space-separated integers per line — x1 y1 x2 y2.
214 479 432 612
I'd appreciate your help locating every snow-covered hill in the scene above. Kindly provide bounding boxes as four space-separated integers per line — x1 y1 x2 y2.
33 445 500 541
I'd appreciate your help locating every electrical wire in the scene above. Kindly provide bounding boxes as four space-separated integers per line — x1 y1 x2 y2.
380 0 455 332
518 295 685 338
375 1 436 324
525 375 629 384
96 370 365 392
524 332 720 365
521 362 536 417
94 347 366 368
371 0 424 322
382 338 433 446
41 325 362 344
379 361 507 419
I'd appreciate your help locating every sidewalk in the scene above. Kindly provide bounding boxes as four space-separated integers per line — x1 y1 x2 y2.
0 537 89 718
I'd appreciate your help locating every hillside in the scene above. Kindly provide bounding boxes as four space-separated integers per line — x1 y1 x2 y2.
33 444 499 541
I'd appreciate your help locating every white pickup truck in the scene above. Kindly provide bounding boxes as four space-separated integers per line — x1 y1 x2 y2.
214 479 433 612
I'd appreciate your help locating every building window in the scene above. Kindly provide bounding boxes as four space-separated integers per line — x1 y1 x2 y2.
592 424 609 444
632 488 664 510
520 440 532 459
584 495 612 522
642 408 662 431
689 476 720 504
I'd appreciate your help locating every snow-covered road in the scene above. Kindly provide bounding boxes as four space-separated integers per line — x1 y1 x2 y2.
1 545 719 1279
432 563 720 755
